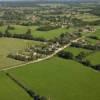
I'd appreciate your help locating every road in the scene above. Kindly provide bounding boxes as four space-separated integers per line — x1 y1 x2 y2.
0 36 85 72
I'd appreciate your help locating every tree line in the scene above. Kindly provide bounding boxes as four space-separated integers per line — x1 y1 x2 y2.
58 50 100 71
0 27 47 42
6 72 47 100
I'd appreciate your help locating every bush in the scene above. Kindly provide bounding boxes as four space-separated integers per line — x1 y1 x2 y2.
0 32 3 37
81 59 91 67
93 64 100 71
76 51 87 60
58 51 74 59
37 25 59 31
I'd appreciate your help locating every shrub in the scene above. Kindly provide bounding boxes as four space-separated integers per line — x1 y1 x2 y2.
58 51 74 59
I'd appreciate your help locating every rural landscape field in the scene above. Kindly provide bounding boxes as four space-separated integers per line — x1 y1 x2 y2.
0 0 100 100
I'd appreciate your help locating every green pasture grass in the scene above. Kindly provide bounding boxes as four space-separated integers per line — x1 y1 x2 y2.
0 72 31 100
93 29 100 38
75 13 100 22
86 38 98 45
86 51 100 65
0 25 75 39
0 37 41 69
64 47 91 56
8 57 100 100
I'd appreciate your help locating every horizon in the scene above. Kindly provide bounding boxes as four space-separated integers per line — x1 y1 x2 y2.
0 0 99 2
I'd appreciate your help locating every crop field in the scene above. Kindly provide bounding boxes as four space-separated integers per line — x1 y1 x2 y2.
0 25 75 39
0 38 41 69
0 72 31 100
6 57 100 100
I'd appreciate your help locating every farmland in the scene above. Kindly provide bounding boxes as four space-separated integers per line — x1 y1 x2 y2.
0 72 32 100
0 38 41 69
0 1 100 100
0 25 75 39
8 57 100 100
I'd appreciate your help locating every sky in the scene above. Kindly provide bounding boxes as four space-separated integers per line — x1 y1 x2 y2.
0 0 98 1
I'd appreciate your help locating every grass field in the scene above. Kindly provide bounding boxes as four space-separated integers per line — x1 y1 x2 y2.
64 46 91 56
87 51 100 65
7 56 100 100
93 29 100 38
0 72 32 100
75 13 100 22
86 38 98 45
0 25 75 39
0 38 41 69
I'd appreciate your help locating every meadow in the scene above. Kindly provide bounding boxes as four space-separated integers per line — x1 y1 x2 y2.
75 13 100 22
0 25 76 39
0 72 32 100
64 46 91 56
7 56 100 100
87 51 100 65
0 38 41 69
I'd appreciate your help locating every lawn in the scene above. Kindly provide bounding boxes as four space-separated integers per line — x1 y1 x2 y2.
8 57 100 100
0 72 32 100
0 37 41 69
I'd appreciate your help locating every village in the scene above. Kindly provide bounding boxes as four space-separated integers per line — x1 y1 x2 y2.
8 26 96 62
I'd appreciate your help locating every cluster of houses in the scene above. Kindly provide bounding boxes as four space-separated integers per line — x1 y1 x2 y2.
78 26 96 33
8 42 60 61
8 32 80 62
71 38 100 51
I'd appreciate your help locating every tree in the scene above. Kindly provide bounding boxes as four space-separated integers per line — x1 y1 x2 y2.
81 59 91 66
94 64 100 70
25 29 33 39
26 29 32 35
27 89 35 98
4 29 12 37
40 96 47 100
0 32 3 37
7 25 15 30
76 51 86 60
58 51 74 59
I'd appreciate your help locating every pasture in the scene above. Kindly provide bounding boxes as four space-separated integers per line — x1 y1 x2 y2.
7 57 100 100
0 25 75 39
0 38 41 69
86 51 100 65
75 13 100 22
0 72 32 100
64 46 91 56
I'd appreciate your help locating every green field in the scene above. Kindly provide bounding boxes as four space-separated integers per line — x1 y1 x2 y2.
0 25 75 39
0 38 41 69
93 29 100 38
87 51 100 65
64 47 91 56
0 2 100 100
75 13 100 22
6 56 100 100
0 72 32 100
